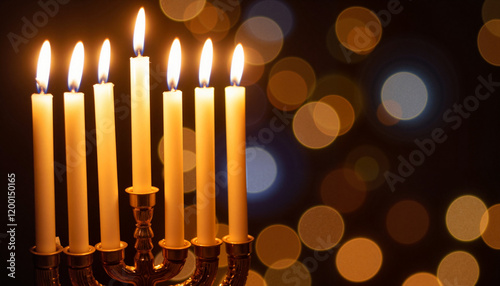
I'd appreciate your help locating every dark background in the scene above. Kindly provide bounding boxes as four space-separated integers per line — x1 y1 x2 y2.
1 0 500 285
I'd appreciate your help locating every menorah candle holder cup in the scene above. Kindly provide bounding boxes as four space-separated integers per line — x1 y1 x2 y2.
32 186 253 286
63 245 101 286
219 235 254 286
30 245 64 286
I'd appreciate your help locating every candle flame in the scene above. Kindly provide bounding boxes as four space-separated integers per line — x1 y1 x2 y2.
133 7 145 56
36 40 51 93
68 42 84 92
98 39 111 83
199 38 213 87
167 38 181 91
230 44 244 86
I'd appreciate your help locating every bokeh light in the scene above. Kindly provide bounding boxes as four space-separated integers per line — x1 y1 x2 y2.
184 1 240 43
216 223 229 267
326 23 369 64
437 251 480 286
264 260 311 286
318 95 355 135
446 195 488 242
313 74 364 120
293 102 340 149
246 0 294 36
267 57 316 111
268 70 308 111
246 147 277 194
335 7 382 55
381 71 428 120
256 224 301 269
376 102 400 126
482 0 500 26
320 168 367 213
235 16 284 65
403 272 442 286
336 237 383 283
386 200 429 244
298 205 344 251
481 204 500 249
247 270 267 286
184 204 197 241
477 19 500 66
160 0 206 22
345 145 389 190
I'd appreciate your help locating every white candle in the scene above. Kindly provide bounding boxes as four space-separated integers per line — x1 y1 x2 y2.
93 39 120 250
130 7 151 193
32 40 57 253
64 42 89 253
225 44 248 242
163 38 184 247
195 39 216 245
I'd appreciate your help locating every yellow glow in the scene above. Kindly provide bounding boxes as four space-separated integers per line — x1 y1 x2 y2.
298 205 344 251
481 204 500 249
403 272 442 286
319 95 355 136
335 7 382 55
437 251 479 285
98 39 110 84
256 224 301 269
230 44 244 86
167 38 181 90
293 102 339 149
68 42 84 92
336 237 383 282
478 19 500 66
159 0 206 22
247 270 267 286
36 40 51 93
264 260 311 286
446 195 488 241
133 7 145 56
320 168 366 213
199 38 213 87
386 200 429 244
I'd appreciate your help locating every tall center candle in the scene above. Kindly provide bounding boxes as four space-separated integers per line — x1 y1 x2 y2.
64 42 89 253
195 39 216 245
93 39 121 250
225 44 248 242
163 38 184 247
130 7 151 193
32 40 57 253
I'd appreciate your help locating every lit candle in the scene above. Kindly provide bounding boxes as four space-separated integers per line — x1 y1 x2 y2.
163 38 184 247
195 39 216 245
93 39 120 250
32 40 57 253
64 42 89 253
225 44 248 242
130 7 151 193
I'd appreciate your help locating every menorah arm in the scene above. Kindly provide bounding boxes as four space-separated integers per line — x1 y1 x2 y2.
175 238 222 286
31 245 64 286
64 246 103 286
219 236 254 286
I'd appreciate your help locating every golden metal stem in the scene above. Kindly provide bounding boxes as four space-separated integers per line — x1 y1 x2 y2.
30 245 64 286
175 238 223 286
219 235 254 286
96 187 190 286
63 246 102 286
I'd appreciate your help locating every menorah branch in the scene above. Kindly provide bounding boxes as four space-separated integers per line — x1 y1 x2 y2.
64 246 102 286
219 235 254 286
31 245 64 286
